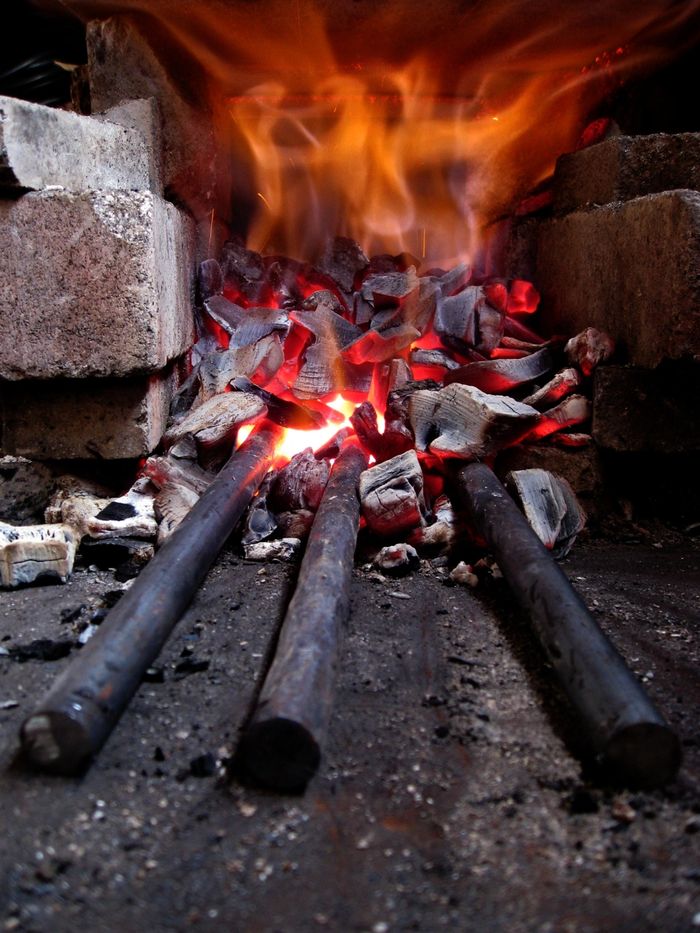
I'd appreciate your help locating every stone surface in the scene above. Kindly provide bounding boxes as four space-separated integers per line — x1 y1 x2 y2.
0 188 195 379
0 94 151 192
86 16 232 258
96 97 163 193
536 190 700 367
592 363 700 453
0 458 54 524
554 133 700 215
0 373 175 460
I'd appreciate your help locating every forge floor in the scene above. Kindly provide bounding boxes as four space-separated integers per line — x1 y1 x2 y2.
0 528 698 933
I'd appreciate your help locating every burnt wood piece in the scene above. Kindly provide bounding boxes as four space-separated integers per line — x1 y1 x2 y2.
163 392 267 465
527 394 591 440
198 337 285 401
203 295 246 335
236 442 368 791
401 279 441 335
444 347 553 393
565 327 615 376
359 449 425 538
410 348 461 372
20 422 284 775
269 449 330 513
291 302 365 399
435 285 505 355
241 473 278 547
198 259 223 301
314 427 353 460
229 307 290 350
522 367 581 409
360 268 419 308
318 236 369 293
230 377 325 430
505 468 585 558
342 323 420 365
220 237 266 302
453 462 681 788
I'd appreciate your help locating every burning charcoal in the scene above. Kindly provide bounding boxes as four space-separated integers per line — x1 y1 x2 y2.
0 522 77 588
449 562 479 587
507 279 540 315
314 427 353 460
85 478 158 541
143 455 213 497
154 484 201 546
522 368 582 409
527 394 592 440
291 301 364 399
265 259 303 308
350 402 382 458
198 259 223 301
372 358 413 411
203 295 246 335
318 236 369 293
243 538 302 562
301 289 347 316
477 301 506 353
292 301 361 349
374 542 420 576
434 287 478 348
503 315 546 345
401 279 441 334
366 253 419 275
220 237 266 302
547 432 592 448
565 328 615 376
269 449 330 513
433 262 471 298
241 474 278 547
410 348 462 372
229 307 290 350
353 293 375 326
342 323 420 365
445 347 553 393
506 468 586 558
231 377 325 430
200 334 285 395
163 392 266 458
169 435 200 462
169 367 202 420
80 537 155 570
408 495 459 555
409 384 540 459
359 450 426 538
361 267 419 308
276 509 314 541
482 281 509 312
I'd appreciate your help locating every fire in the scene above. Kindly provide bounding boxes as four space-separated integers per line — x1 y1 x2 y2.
274 394 357 463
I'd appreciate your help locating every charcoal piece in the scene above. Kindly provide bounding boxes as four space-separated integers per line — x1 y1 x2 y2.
203 295 246 335
522 368 582 409
372 358 413 411
506 468 586 559
353 293 375 326
370 305 404 331
94 501 136 522
360 267 419 308
80 537 155 570
409 384 540 459
477 302 505 353
199 336 285 400
291 302 364 399
350 402 382 457
154 483 201 546
241 474 278 547
402 279 440 334
503 315 547 345
565 328 615 376
408 494 459 554
445 347 553 393
164 392 267 466
269 449 330 513
0 521 77 588
318 236 369 293
173 657 210 677
9 639 75 662
169 435 199 462
342 324 419 365
506 279 540 315
231 378 324 430
359 449 426 538
482 281 508 312
169 368 201 420
265 259 302 308
432 262 471 297
190 753 217 777
314 428 353 460
527 395 592 440
434 287 478 348
198 259 223 301
229 307 289 350
276 510 314 540
374 542 420 576
244 538 302 562
410 348 462 371
301 289 347 316
220 237 266 301
291 303 361 350
142 455 213 497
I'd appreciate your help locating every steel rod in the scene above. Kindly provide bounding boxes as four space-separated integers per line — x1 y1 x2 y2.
453 462 681 787
237 441 368 791
20 420 284 774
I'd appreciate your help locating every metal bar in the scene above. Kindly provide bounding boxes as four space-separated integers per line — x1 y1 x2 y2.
20 420 284 775
453 461 681 788
237 441 368 791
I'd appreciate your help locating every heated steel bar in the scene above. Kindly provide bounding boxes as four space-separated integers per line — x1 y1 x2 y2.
237 441 368 791
20 420 284 774
454 462 681 788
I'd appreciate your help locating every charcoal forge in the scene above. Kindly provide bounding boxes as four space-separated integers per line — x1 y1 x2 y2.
0 1 699 931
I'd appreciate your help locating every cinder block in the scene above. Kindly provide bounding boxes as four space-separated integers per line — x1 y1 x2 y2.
0 188 195 379
536 190 700 367
0 372 174 460
0 95 151 192
96 97 163 193
554 134 700 215
593 364 700 453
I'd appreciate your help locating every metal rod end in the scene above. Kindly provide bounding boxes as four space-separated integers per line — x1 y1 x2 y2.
237 718 321 792
20 710 92 775
604 722 682 789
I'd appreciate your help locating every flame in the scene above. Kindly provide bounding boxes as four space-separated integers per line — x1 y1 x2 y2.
274 393 356 463
62 0 700 266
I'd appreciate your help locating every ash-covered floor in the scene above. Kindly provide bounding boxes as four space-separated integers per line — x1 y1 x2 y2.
0 529 698 932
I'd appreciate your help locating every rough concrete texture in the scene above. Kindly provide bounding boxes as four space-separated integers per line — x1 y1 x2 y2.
0 95 151 193
95 97 163 194
536 190 700 367
0 372 174 460
87 16 232 257
593 363 700 453
0 532 698 931
0 189 195 380
554 134 700 215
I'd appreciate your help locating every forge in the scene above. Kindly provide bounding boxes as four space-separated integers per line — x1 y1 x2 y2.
0 2 699 931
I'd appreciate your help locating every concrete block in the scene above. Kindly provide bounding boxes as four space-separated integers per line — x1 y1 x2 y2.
592 363 700 453
0 95 151 192
0 372 174 460
96 97 163 193
554 134 700 215
0 188 195 379
536 190 700 367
